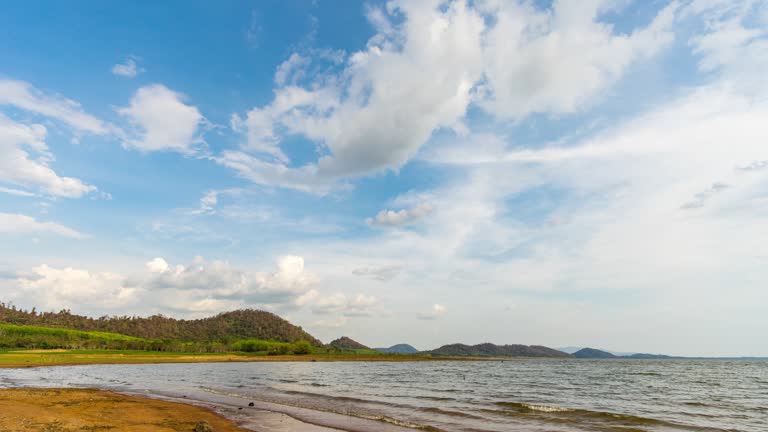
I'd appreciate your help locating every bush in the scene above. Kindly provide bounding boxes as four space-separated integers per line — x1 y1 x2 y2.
291 340 312 355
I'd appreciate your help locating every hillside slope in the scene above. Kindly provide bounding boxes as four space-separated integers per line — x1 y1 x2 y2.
428 343 570 358
375 344 418 354
572 348 617 358
328 336 370 350
0 303 322 346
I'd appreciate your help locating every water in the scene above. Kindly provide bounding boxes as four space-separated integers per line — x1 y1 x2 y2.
1 359 766 432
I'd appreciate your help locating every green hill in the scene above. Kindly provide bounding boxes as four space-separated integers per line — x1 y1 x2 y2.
328 336 370 350
0 302 322 347
572 348 617 358
375 343 418 353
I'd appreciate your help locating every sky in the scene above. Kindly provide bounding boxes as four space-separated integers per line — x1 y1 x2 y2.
1 0 767 357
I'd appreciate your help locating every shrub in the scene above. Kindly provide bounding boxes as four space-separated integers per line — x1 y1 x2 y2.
292 340 312 355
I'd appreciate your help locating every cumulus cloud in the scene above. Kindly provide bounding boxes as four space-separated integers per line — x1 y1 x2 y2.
15 265 137 311
0 114 96 198
111 57 144 78
117 84 206 153
10 256 322 317
479 0 677 118
418 304 446 320
367 202 433 227
225 1 678 192
0 213 84 238
0 79 110 134
141 255 316 303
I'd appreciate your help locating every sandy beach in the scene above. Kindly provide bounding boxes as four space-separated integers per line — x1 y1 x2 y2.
0 388 344 432
0 388 249 431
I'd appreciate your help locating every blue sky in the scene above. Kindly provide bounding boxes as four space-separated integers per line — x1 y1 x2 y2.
1 0 767 356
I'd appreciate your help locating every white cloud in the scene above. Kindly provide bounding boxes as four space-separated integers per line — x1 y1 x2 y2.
0 114 96 197
312 316 349 329
352 265 402 282
145 257 169 273
143 255 316 303
367 202 433 227
274 53 311 86
111 57 144 78
0 79 110 134
479 0 677 118
10 255 322 318
311 292 379 317
214 150 333 194
15 265 137 311
686 0 768 96
117 84 206 153
0 213 84 238
0 186 36 197
680 182 730 209
418 304 446 320
226 1 677 192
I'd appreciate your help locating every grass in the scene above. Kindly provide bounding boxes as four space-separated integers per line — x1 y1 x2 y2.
0 349 458 368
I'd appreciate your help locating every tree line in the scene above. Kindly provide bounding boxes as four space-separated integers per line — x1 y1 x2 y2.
0 302 322 347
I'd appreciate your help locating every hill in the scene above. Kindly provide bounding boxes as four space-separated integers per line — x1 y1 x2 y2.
427 343 570 358
375 343 418 354
0 302 322 346
328 336 369 350
572 348 617 358
558 346 637 356
624 353 674 359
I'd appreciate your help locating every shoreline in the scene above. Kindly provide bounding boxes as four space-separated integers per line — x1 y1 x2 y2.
0 349 510 369
0 386 419 432
0 387 252 432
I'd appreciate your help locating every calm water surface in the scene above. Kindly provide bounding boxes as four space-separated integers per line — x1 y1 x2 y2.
1 359 766 432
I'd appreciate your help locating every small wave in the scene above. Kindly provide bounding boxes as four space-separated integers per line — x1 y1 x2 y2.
411 395 456 402
419 407 482 419
488 402 722 431
201 387 444 431
310 382 330 387
496 402 576 413
493 402 674 425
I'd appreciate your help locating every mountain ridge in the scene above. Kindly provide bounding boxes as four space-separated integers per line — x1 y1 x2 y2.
374 343 418 353
0 302 323 346
427 343 570 358
327 336 370 350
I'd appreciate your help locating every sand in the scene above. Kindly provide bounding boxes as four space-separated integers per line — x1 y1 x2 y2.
0 388 248 432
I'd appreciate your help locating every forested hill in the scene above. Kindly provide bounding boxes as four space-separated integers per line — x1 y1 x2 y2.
0 302 322 346
428 343 571 358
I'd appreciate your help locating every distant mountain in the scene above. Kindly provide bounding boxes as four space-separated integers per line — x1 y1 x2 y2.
328 336 370 350
572 348 617 359
374 344 418 354
624 353 674 359
0 303 323 346
558 346 637 356
570 347 678 359
427 343 570 358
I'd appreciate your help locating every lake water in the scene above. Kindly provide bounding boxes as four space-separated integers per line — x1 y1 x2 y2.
1 359 766 432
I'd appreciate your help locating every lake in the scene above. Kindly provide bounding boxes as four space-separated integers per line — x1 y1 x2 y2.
2 359 766 431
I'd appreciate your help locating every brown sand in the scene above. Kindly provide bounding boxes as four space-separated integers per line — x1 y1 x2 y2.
0 388 249 432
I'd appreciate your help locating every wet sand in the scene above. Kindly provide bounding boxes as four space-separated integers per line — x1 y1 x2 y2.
0 388 340 432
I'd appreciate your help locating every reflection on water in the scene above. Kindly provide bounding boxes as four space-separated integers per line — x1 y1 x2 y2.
2 359 767 432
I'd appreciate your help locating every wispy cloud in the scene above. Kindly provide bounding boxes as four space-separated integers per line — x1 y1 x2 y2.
111 57 144 78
